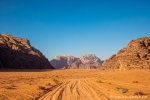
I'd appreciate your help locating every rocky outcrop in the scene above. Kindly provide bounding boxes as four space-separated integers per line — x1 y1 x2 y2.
80 54 101 64
0 33 54 69
101 36 150 70
50 54 102 69
50 55 81 69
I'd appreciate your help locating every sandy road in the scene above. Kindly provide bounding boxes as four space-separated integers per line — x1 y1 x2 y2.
39 79 109 100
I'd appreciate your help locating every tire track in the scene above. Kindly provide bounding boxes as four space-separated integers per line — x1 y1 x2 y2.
84 80 110 100
38 79 109 100
39 81 70 100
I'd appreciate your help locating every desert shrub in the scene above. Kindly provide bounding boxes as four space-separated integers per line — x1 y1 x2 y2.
46 83 51 86
26 82 32 85
5 84 16 89
11 84 16 87
133 81 138 83
96 80 103 83
55 75 59 77
116 86 128 93
53 78 59 83
38 85 46 90
134 91 145 95
0 97 5 100
5 86 15 89
28 79 34 82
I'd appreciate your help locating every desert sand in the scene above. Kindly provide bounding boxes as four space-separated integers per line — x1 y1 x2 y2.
0 69 150 100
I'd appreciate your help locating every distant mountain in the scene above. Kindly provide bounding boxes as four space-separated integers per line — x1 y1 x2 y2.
0 33 54 69
50 55 79 69
50 54 103 69
101 36 150 70
80 54 102 64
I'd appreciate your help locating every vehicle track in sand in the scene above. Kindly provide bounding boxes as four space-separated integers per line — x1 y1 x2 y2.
39 79 110 100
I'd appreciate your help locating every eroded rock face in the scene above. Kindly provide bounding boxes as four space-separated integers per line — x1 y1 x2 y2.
80 54 101 64
102 36 150 70
50 55 80 69
0 33 54 69
50 54 102 69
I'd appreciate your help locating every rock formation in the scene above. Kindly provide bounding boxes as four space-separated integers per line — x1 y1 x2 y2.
80 54 102 64
0 33 54 69
101 36 150 70
50 54 102 69
50 55 79 69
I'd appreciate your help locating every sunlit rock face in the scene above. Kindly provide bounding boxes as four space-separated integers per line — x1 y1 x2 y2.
101 36 150 70
0 33 54 69
50 54 103 69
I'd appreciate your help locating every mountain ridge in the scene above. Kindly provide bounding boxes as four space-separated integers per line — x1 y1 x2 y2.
0 33 54 69
101 36 150 70
50 54 103 69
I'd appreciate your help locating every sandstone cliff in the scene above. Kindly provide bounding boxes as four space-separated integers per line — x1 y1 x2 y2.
102 36 150 70
0 33 54 69
50 54 102 69
80 54 102 64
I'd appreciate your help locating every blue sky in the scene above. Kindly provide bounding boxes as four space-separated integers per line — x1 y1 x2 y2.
0 0 150 60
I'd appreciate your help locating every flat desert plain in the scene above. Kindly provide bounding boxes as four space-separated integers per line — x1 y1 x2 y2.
0 69 150 100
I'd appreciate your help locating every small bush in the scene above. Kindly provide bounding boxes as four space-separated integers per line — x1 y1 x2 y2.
46 83 51 86
53 78 59 83
134 91 145 95
55 75 59 77
116 86 128 93
5 84 16 89
96 80 103 83
0 97 5 100
5 86 15 89
38 85 46 90
27 83 32 85
11 84 17 87
133 81 138 83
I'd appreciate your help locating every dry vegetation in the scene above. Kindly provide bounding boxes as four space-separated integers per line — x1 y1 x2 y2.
0 69 150 100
